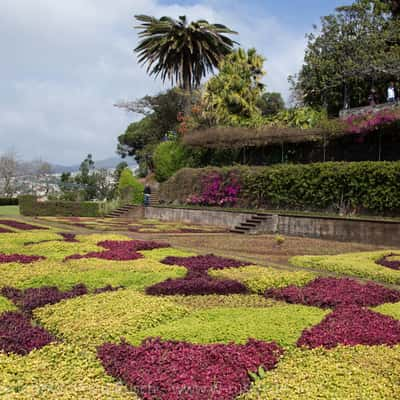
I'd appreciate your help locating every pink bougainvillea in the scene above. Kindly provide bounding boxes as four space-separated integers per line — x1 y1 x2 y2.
64 240 170 262
98 338 283 400
297 305 400 349
345 109 399 135
0 253 45 264
0 220 48 231
187 172 241 207
265 277 400 308
0 312 54 355
146 254 250 296
1 284 122 313
376 254 400 271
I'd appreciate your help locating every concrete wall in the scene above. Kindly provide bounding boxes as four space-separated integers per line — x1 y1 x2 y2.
145 207 250 229
145 206 400 246
277 215 400 246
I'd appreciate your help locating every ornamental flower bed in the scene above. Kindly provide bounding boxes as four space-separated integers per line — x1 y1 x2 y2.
0 253 45 264
0 219 48 231
65 240 170 261
265 277 400 308
377 254 400 271
25 232 78 246
0 311 54 355
1 284 122 313
98 338 283 400
161 255 250 274
146 255 251 296
146 276 248 296
297 305 400 349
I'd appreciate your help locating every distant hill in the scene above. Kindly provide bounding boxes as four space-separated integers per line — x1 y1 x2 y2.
51 156 137 174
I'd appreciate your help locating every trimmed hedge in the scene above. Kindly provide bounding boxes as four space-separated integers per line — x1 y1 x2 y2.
160 162 400 215
0 198 18 206
19 195 101 217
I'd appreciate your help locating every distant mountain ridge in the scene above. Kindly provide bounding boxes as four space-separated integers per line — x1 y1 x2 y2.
51 156 137 174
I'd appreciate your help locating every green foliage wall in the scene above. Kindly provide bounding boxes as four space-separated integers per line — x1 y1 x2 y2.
118 168 144 205
159 162 400 215
19 196 101 217
153 141 191 182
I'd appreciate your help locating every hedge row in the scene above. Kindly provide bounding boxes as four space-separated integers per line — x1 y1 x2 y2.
0 198 18 206
19 196 101 217
159 162 400 215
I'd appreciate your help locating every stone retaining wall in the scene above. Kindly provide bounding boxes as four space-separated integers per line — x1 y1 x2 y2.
145 206 400 246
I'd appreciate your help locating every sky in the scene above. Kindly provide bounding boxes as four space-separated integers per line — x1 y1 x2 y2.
0 0 347 165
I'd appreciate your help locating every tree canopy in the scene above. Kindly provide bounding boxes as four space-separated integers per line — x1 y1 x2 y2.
292 0 400 114
134 15 238 91
203 48 266 125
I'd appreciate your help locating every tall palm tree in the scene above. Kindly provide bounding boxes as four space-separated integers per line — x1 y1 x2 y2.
134 15 238 92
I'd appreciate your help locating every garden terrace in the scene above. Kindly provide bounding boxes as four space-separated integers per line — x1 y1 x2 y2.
183 126 331 149
0 216 400 399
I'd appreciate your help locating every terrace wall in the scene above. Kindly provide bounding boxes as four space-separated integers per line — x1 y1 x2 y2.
145 206 400 246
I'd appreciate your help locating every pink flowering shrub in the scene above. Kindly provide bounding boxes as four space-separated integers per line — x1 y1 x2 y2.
98 338 283 400
377 254 400 271
265 277 400 308
0 219 48 231
345 109 399 135
187 172 241 207
297 305 400 349
0 253 45 264
65 240 170 261
1 284 122 313
0 311 54 355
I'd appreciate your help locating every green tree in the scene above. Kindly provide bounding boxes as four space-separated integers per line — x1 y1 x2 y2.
118 168 144 204
257 92 285 116
117 89 190 174
293 0 400 114
153 141 190 182
203 48 266 125
134 15 237 92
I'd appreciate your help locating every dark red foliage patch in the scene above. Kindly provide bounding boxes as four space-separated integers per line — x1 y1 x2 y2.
297 305 400 349
24 232 79 246
98 338 283 400
0 312 54 355
146 277 248 296
161 254 250 273
1 284 122 313
64 240 170 261
377 253 400 271
0 253 45 264
0 226 12 233
265 277 400 308
147 254 250 296
0 219 48 231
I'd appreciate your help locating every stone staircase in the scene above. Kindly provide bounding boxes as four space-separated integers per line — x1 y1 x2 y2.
105 204 137 218
230 213 274 234
148 189 160 206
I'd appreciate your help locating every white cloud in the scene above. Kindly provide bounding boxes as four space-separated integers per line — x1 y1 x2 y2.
0 0 306 164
